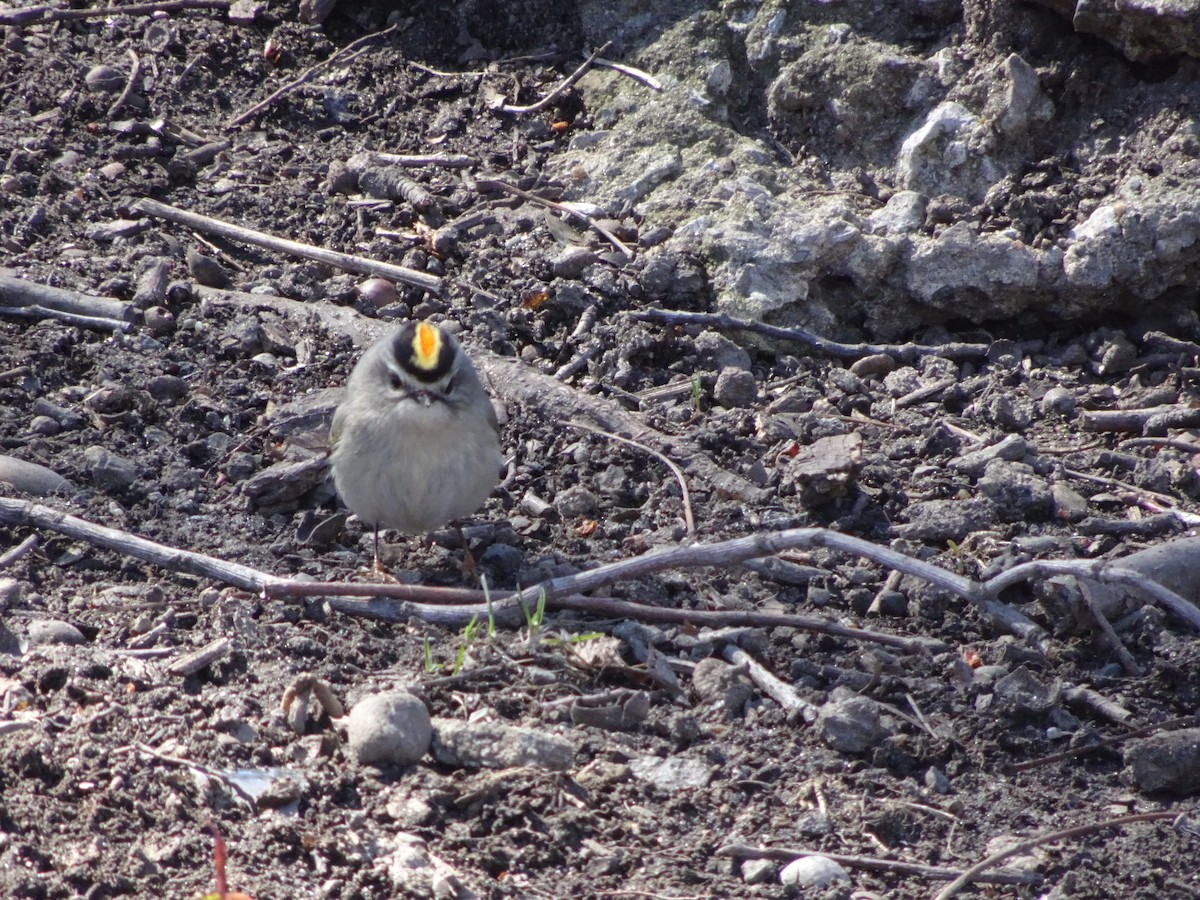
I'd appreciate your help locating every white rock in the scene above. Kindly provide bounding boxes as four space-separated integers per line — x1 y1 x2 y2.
779 855 850 888
346 691 432 767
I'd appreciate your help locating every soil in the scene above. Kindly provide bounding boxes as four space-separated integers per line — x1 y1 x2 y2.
1 2 1199 899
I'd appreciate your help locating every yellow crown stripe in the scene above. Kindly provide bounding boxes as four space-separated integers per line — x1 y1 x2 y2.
412 322 442 371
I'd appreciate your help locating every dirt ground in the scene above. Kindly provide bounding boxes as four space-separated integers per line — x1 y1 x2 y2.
1 2 1199 899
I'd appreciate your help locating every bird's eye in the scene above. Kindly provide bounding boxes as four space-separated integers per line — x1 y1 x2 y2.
388 372 402 390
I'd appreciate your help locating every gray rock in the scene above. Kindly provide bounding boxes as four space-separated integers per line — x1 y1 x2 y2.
1124 728 1200 796
977 459 1053 522
713 367 757 408
28 416 60 436
430 719 573 771
551 246 598 279
0 455 72 496
866 190 928 235
83 446 139 491
1038 0 1200 63
894 497 999 543
694 330 752 371
1051 482 1089 522
925 766 952 794
85 64 125 93
628 755 714 792
993 666 1057 714
741 859 776 884
346 691 432 767
479 542 522 575
27 619 87 646
816 690 889 753
897 102 1000 203
949 434 1028 475
1039 386 1076 416
554 485 599 518
779 855 851 888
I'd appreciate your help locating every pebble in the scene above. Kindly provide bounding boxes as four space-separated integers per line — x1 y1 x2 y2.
713 367 757 408
28 416 60 436
816 689 889 753
551 246 598 279
554 485 599 518
83 446 139 491
430 719 573 771
741 859 776 884
1039 385 1076 416
186 248 232 289
479 542 522 575
628 755 714 792
993 666 1055 714
85 64 125 93
143 306 176 335
779 855 851 888
1124 728 1200 796
977 459 1053 520
1051 482 1089 521
346 691 432 766
893 497 999 543
27 619 87 646
358 277 397 308
695 330 752 371
0 455 72 496
849 352 897 378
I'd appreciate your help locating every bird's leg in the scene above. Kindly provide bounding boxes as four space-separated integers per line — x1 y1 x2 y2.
455 523 478 576
371 525 394 580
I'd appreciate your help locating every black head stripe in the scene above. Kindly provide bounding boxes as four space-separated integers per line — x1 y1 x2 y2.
390 323 455 384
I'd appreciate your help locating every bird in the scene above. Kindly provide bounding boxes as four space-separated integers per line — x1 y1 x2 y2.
329 320 502 571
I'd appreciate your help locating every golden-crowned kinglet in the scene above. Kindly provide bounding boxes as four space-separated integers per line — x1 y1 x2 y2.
329 321 502 566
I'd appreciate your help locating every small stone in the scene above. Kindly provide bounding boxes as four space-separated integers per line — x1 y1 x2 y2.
628 755 714 792
741 859 776 884
83 446 139 491
849 353 897 378
346 691 432 766
1051 482 1089 521
358 277 398 308
430 718 573 770
186 248 232 289
925 766 952 794
713 367 757 408
0 455 72 496
816 690 889 753
28 416 60 436
555 485 599 518
85 64 125 93
479 542 522 575
691 657 754 719
28 619 87 646
143 306 176 335
694 330 752 371
779 855 851 888
551 246 598 279
1124 728 1200 796
1039 386 1076 416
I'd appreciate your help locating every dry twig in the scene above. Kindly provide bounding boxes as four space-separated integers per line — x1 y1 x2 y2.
475 177 632 259
228 24 398 127
0 0 229 26
499 41 612 115
132 198 442 294
108 49 142 118
629 309 991 362
932 811 1182 899
715 843 1039 886
567 420 696 538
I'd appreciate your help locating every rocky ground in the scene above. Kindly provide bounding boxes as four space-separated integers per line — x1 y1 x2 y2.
1 1 1200 898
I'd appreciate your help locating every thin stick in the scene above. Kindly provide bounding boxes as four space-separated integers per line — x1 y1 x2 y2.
1009 713 1198 772
0 0 229 26
108 48 142 118
715 844 1039 886
568 420 695 538
131 197 442 294
475 177 632 258
932 811 1180 899
0 305 133 333
0 497 280 592
628 309 991 362
593 56 663 92
500 41 612 115
722 644 818 722
0 534 38 568
0 275 136 323
228 24 398 127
